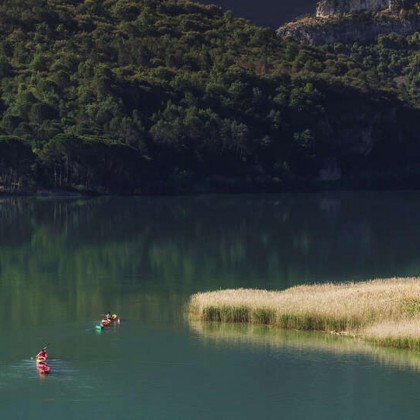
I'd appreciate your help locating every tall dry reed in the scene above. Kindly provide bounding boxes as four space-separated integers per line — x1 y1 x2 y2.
189 278 420 350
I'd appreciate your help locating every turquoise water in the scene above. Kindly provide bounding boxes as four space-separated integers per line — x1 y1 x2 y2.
1 193 420 419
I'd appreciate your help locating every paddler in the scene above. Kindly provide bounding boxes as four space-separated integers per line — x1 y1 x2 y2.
36 347 48 362
99 311 112 327
36 347 48 358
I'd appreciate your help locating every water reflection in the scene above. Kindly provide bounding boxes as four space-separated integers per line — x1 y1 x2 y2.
2 192 420 326
190 322 420 372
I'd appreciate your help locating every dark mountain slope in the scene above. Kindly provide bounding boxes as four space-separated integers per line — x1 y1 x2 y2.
0 0 419 194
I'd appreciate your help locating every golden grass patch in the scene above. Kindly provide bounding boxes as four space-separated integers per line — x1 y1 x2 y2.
188 278 420 350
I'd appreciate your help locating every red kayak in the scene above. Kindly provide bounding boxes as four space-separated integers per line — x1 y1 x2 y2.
99 314 120 328
36 355 51 375
37 362 51 375
100 319 111 327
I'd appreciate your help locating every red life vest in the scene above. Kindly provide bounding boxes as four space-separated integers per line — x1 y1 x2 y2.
37 350 48 359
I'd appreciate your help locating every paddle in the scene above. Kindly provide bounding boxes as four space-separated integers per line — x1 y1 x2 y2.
31 345 48 360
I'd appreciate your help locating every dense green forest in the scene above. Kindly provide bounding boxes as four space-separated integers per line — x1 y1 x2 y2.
0 0 420 194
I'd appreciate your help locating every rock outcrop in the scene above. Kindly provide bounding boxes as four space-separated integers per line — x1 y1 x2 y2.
277 13 420 45
277 0 420 45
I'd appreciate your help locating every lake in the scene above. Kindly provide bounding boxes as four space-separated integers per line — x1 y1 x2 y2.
1 193 420 419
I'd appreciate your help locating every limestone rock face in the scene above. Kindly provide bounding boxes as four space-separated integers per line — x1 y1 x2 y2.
316 0 390 17
277 0 420 45
277 14 420 45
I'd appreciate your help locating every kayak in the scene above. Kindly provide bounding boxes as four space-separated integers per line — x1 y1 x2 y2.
37 362 51 375
36 357 51 375
109 314 120 323
96 314 120 330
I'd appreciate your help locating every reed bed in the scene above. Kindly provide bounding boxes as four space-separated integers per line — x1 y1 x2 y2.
188 278 420 350
363 320 420 351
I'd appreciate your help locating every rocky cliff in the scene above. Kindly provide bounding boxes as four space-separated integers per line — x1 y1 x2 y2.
277 13 420 45
277 0 420 45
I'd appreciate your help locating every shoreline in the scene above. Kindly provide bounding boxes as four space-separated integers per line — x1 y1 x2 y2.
4 183 420 199
188 278 420 351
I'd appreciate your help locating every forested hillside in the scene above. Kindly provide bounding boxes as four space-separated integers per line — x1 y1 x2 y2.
1 0 420 194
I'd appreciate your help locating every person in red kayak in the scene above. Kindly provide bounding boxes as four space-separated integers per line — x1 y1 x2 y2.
36 347 48 362
100 312 112 327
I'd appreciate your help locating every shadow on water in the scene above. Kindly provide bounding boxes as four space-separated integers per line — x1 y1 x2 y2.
3 192 420 326
190 322 420 372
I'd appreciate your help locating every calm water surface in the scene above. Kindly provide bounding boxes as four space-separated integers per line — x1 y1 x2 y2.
1 193 420 419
